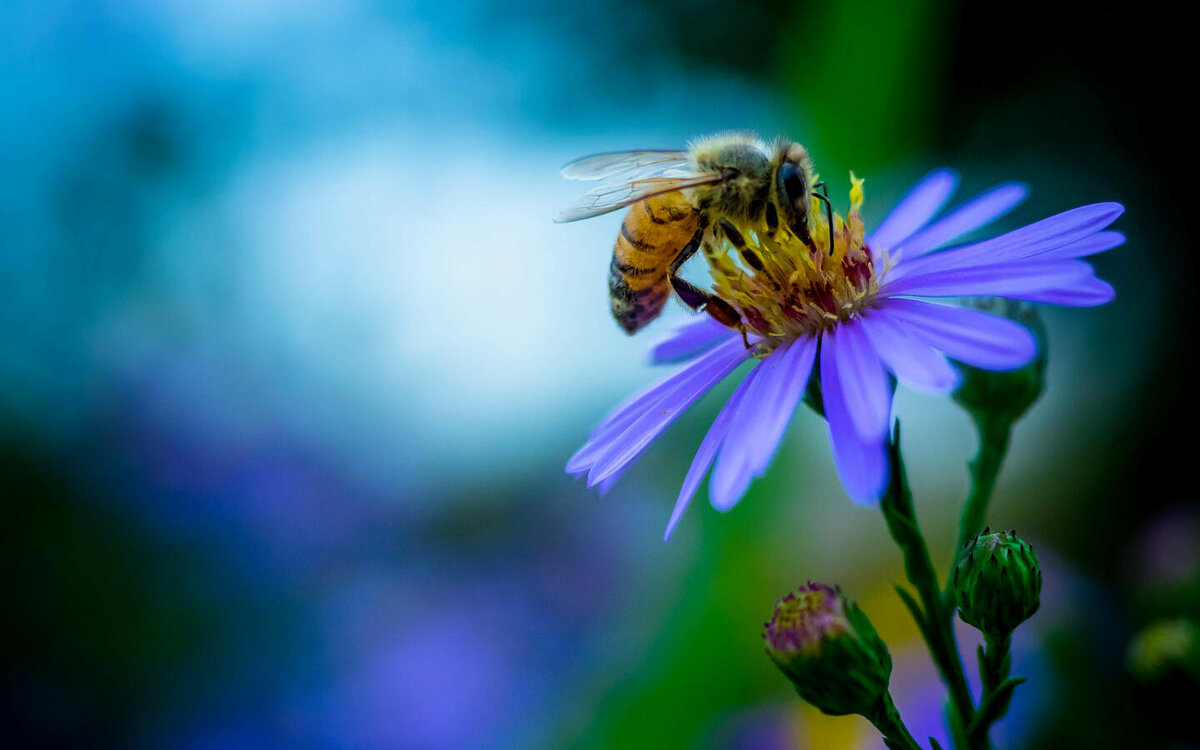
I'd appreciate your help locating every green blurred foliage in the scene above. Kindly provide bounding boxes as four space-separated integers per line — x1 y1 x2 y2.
563 507 781 748
778 0 948 173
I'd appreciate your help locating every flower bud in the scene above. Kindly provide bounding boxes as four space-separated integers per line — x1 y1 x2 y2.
952 528 1042 635
763 582 891 716
951 300 1046 427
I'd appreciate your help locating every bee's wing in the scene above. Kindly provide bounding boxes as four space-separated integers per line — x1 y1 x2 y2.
555 173 729 223
560 150 690 180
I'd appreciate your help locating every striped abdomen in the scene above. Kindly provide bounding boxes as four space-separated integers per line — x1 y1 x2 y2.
609 193 700 333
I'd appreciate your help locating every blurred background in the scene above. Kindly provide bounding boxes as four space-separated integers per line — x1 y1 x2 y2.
3 1 1197 748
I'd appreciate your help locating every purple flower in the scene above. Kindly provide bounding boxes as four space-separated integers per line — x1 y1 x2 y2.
567 170 1124 539
764 583 853 657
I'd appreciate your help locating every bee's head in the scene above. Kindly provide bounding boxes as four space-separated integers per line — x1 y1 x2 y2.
771 141 815 242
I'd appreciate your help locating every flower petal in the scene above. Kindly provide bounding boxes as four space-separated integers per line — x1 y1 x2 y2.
821 341 889 504
868 168 960 251
567 337 745 475
828 322 894 442
749 336 819 477
595 461 634 497
1001 275 1116 306
888 203 1124 281
707 350 780 512
896 182 1029 259
952 202 1123 264
586 339 751 486
705 360 772 511
879 299 1037 370
566 438 608 477
881 259 1096 300
860 309 960 394
663 370 755 540
708 336 819 511
591 334 741 439
1017 229 1125 261
648 316 733 364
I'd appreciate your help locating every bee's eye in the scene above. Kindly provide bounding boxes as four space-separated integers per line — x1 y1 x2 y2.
780 163 806 204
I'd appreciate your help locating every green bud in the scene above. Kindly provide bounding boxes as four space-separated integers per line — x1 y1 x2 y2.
951 300 1046 426
763 582 892 716
952 528 1042 635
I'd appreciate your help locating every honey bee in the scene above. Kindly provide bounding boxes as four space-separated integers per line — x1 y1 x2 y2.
556 132 832 335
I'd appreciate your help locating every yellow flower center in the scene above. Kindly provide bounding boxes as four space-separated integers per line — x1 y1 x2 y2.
704 174 886 348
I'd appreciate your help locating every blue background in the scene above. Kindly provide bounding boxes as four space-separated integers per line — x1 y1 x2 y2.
3 1 1196 748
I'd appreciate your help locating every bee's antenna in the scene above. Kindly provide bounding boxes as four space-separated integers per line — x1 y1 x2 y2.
810 185 836 256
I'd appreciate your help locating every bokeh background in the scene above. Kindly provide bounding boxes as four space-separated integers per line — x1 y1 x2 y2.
4 1 1198 748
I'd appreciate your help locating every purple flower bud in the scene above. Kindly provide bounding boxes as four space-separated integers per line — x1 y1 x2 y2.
763 583 891 716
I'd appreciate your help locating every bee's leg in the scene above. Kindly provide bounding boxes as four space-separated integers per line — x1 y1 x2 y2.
789 182 834 254
669 275 739 325
794 221 818 253
673 277 749 349
764 201 780 237
668 229 749 347
774 201 817 252
718 220 775 286
666 226 705 288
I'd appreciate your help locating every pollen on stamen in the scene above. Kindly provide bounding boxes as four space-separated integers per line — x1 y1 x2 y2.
705 173 885 348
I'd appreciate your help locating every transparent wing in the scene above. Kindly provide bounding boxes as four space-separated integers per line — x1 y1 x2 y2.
561 150 690 180
555 173 729 223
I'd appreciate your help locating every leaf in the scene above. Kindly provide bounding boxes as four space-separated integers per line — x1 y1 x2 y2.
976 644 989 690
945 700 968 750
969 676 1027 736
894 584 930 640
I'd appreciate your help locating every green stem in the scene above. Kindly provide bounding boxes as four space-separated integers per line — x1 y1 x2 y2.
980 631 1012 695
951 416 1017 749
965 631 1019 748
881 426 976 745
954 417 1012 564
867 691 926 750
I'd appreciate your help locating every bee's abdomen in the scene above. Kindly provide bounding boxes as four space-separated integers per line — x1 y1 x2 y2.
609 256 668 334
609 197 699 334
